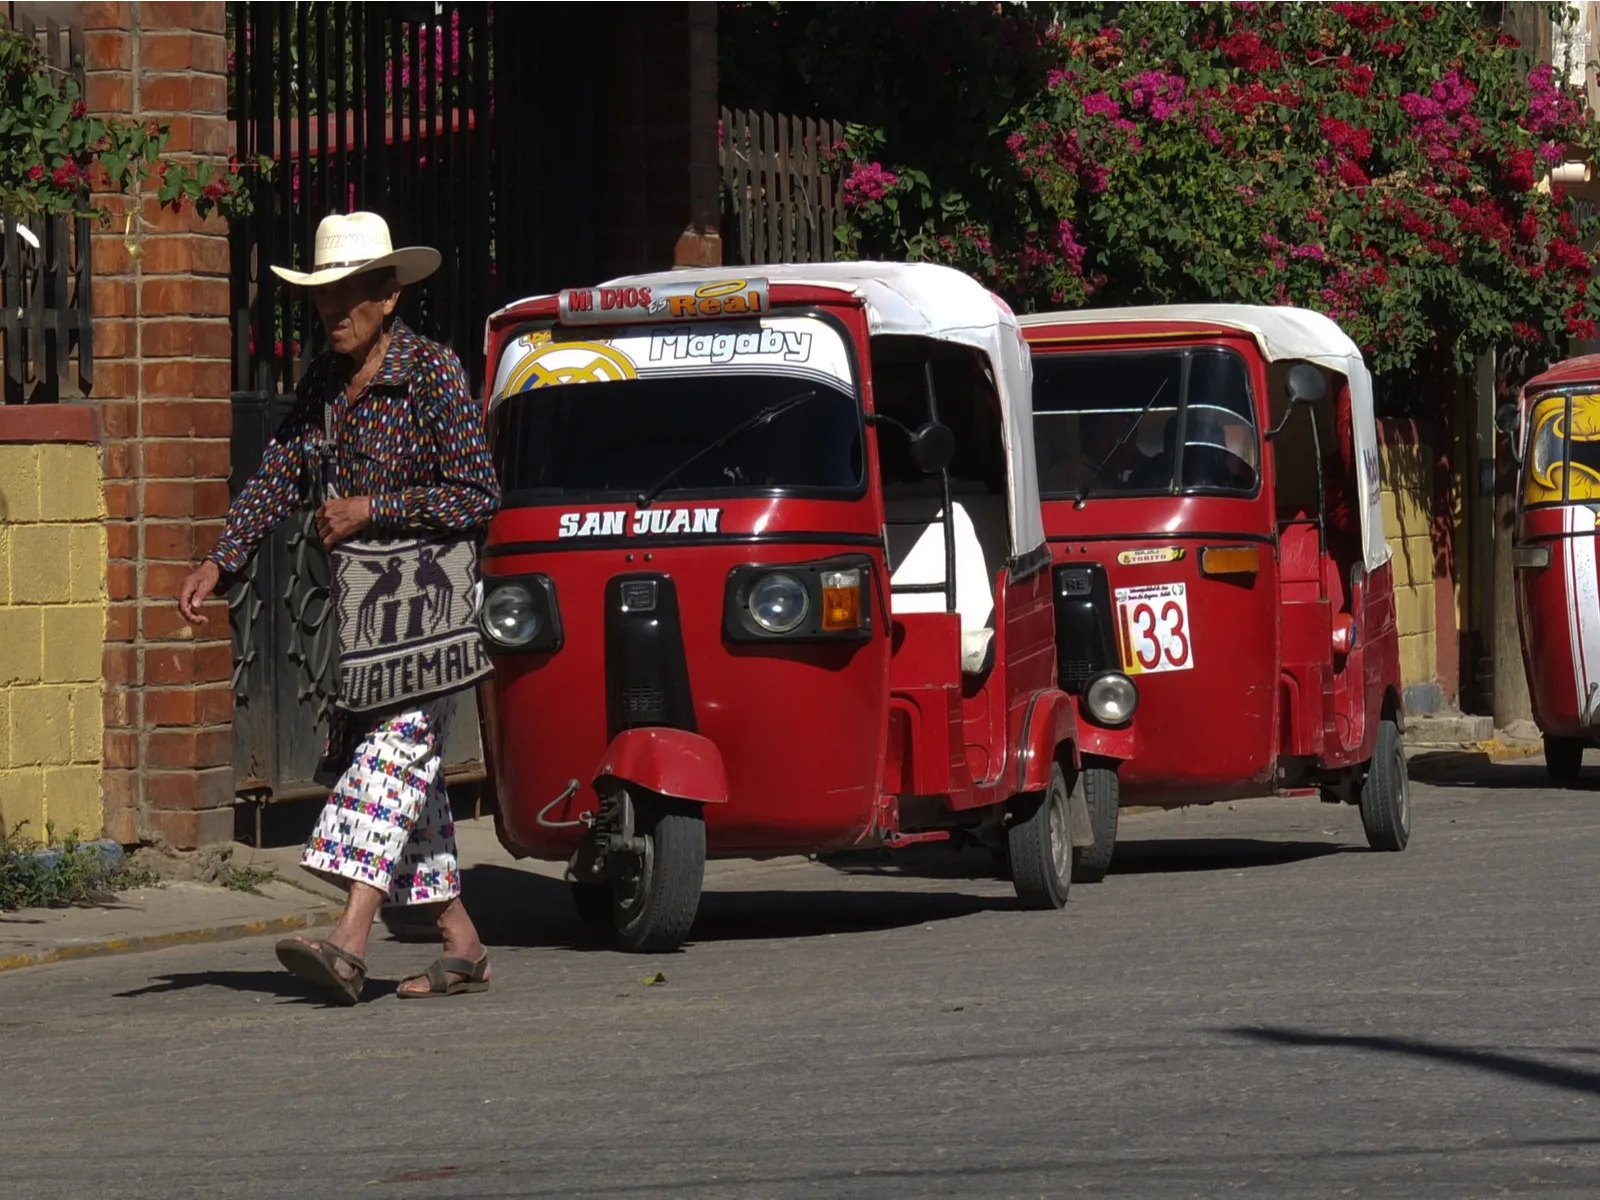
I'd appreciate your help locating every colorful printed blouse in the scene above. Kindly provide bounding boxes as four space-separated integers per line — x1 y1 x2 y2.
208 321 501 574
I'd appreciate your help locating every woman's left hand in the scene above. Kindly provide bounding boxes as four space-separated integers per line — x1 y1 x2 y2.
316 496 373 548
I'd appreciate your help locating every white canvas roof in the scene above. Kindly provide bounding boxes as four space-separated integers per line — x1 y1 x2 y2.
601 262 1045 556
1021 304 1389 573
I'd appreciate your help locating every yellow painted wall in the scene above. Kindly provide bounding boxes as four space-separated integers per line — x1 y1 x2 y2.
1379 435 1436 691
0 444 106 841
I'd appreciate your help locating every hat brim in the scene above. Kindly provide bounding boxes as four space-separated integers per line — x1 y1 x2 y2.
269 246 441 289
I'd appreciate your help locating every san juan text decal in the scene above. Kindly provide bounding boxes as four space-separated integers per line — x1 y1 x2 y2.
557 507 723 538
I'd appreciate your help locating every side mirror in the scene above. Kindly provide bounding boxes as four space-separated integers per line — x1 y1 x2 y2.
909 421 956 474
1285 364 1327 407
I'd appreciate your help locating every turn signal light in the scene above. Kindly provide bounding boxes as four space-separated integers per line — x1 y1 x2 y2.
820 568 863 631
1200 545 1260 577
1514 543 1552 570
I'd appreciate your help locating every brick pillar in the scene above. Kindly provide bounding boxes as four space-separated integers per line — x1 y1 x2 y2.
84 2 235 847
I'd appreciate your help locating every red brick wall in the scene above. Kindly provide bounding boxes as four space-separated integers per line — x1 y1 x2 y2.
83 2 235 847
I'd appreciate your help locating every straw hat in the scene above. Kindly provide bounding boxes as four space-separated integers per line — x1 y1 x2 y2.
270 211 441 289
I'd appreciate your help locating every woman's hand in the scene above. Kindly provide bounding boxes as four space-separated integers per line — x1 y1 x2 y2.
178 560 222 625
316 496 373 548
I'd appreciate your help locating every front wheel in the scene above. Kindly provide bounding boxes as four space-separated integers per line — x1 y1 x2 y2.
612 798 706 953
1071 762 1119 883
1545 735 1585 786
1358 717 1411 852
1008 762 1074 909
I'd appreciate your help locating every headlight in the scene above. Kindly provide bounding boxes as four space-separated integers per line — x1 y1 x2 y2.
749 573 809 633
483 583 541 646
1085 671 1138 725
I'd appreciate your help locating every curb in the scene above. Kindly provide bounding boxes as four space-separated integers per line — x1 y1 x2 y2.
0 905 338 973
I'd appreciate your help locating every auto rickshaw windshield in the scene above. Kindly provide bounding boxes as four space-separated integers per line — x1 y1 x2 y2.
489 327 862 503
1032 346 1260 499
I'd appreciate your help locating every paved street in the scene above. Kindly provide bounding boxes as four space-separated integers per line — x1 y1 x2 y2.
5 759 1600 1198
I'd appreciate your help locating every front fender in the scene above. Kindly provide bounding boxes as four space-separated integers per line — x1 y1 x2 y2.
595 727 730 804
1017 688 1081 794
1071 701 1142 765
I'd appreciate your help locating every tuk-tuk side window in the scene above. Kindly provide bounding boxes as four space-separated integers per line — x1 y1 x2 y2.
1030 347 1259 499
1523 391 1600 507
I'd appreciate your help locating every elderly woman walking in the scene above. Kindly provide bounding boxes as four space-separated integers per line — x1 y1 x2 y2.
178 212 500 1004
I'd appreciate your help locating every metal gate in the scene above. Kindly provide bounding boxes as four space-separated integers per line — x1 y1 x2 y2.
225 1 608 798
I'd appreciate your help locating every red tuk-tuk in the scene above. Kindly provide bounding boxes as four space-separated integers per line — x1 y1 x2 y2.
1510 355 1600 783
1021 305 1410 872
475 263 1139 951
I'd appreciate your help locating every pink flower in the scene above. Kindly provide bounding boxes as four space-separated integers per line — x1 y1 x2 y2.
1291 243 1326 261
840 161 898 209
1080 91 1120 118
1056 219 1086 273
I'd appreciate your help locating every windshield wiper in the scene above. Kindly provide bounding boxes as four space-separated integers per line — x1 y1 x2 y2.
1075 378 1169 510
637 389 820 506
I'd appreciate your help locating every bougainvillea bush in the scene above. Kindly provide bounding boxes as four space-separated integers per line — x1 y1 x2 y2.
0 19 254 223
749 2 1600 373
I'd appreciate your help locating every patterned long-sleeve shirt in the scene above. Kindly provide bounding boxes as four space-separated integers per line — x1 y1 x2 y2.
208 321 501 574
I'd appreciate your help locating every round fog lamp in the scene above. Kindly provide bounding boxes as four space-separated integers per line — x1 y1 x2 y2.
483 583 541 646
1085 672 1138 724
749 573 809 633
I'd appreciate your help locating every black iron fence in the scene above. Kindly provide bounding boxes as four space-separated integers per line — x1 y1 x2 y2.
1 14 92 405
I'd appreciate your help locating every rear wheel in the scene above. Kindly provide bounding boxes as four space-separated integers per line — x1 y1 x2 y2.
1008 762 1074 910
1071 762 1119 883
612 797 706 953
1545 735 1585 786
1358 717 1411 852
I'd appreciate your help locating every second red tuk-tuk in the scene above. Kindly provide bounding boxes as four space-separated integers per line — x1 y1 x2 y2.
1021 305 1410 873
1510 354 1600 783
474 263 1139 951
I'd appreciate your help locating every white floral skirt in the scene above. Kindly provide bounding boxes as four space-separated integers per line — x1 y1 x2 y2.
301 703 461 906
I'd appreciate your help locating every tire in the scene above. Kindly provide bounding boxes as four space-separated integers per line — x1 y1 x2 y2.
1008 762 1074 910
612 797 706 953
1358 717 1411 852
569 882 613 927
1071 762 1119 883
1545 735 1585 786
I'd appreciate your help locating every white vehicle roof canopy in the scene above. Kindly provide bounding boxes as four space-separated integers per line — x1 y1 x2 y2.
594 262 1045 557
1021 304 1389 573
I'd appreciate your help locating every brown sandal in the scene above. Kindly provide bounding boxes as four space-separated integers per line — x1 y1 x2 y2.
398 954 490 999
274 938 368 1006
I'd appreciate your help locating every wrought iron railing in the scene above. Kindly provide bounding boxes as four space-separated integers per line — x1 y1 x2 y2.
1 15 92 405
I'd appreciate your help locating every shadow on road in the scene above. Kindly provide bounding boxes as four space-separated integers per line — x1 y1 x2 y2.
1405 750 1564 791
113 968 399 1004
1110 836 1348 874
450 864 1010 951
1228 1025 1600 1096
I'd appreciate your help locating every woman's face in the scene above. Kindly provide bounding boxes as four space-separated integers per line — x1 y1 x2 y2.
312 270 401 359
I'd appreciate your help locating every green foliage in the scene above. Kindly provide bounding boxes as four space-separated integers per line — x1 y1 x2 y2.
724 2 1600 372
0 822 158 911
0 18 263 223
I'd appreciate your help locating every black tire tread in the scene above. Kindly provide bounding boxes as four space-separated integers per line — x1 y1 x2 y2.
1072 763 1119 883
1008 763 1071 910
1359 718 1410 852
614 804 706 953
1545 735 1585 786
